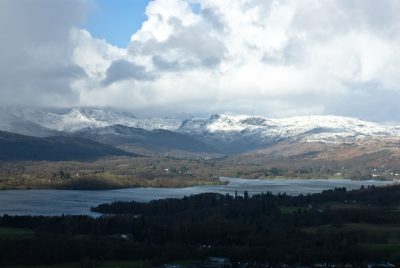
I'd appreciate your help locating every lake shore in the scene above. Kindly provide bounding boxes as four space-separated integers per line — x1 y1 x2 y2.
0 175 394 191
0 178 396 216
2 156 398 191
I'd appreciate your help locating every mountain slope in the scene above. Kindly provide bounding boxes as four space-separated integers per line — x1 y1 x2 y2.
0 107 181 134
2 108 400 156
73 124 219 156
0 131 134 161
178 114 400 153
0 109 58 137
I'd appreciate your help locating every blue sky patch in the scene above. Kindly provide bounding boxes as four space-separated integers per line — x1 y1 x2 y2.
84 0 149 48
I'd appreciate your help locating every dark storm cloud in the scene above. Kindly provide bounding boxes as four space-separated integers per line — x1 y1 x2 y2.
102 59 154 86
0 0 87 107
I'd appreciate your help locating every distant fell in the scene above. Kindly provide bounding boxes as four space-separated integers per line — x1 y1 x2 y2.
73 124 220 156
0 131 134 161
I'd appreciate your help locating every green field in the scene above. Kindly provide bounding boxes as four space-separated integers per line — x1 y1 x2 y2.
0 227 35 239
357 242 400 259
279 206 310 214
2 260 151 268
344 223 400 234
302 223 400 239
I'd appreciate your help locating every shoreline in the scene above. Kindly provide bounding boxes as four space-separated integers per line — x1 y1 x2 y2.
0 177 396 191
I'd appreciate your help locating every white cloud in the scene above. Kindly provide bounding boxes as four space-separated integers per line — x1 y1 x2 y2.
71 29 127 79
72 0 400 121
2 0 400 121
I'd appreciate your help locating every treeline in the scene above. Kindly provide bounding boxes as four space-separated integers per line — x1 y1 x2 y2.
1 185 400 265
92 184 400 214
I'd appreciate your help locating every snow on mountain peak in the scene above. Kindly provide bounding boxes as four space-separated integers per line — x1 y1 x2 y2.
178 114 400 144
0 107 181 133
1 108 400 145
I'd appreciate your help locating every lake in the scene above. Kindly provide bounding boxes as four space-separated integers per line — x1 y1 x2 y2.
0 178 396 216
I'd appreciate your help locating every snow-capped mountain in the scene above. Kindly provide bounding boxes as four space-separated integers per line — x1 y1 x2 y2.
0 108 57 137
1 108 400 155
179 114 400 144
0 107 181 133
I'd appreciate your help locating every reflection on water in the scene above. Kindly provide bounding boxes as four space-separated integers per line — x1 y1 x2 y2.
0 178 396 216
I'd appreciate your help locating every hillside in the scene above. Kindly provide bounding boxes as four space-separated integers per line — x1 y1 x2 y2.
73 124 220 156
0 131 133 161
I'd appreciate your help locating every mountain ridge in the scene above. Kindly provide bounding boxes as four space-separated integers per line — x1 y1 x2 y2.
0 107 181 133
1 107 400 156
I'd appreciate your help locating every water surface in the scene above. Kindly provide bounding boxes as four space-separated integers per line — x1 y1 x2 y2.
0 178 396 216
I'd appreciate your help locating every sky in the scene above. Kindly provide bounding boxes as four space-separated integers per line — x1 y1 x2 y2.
84 0 149 48
1 0 400 121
